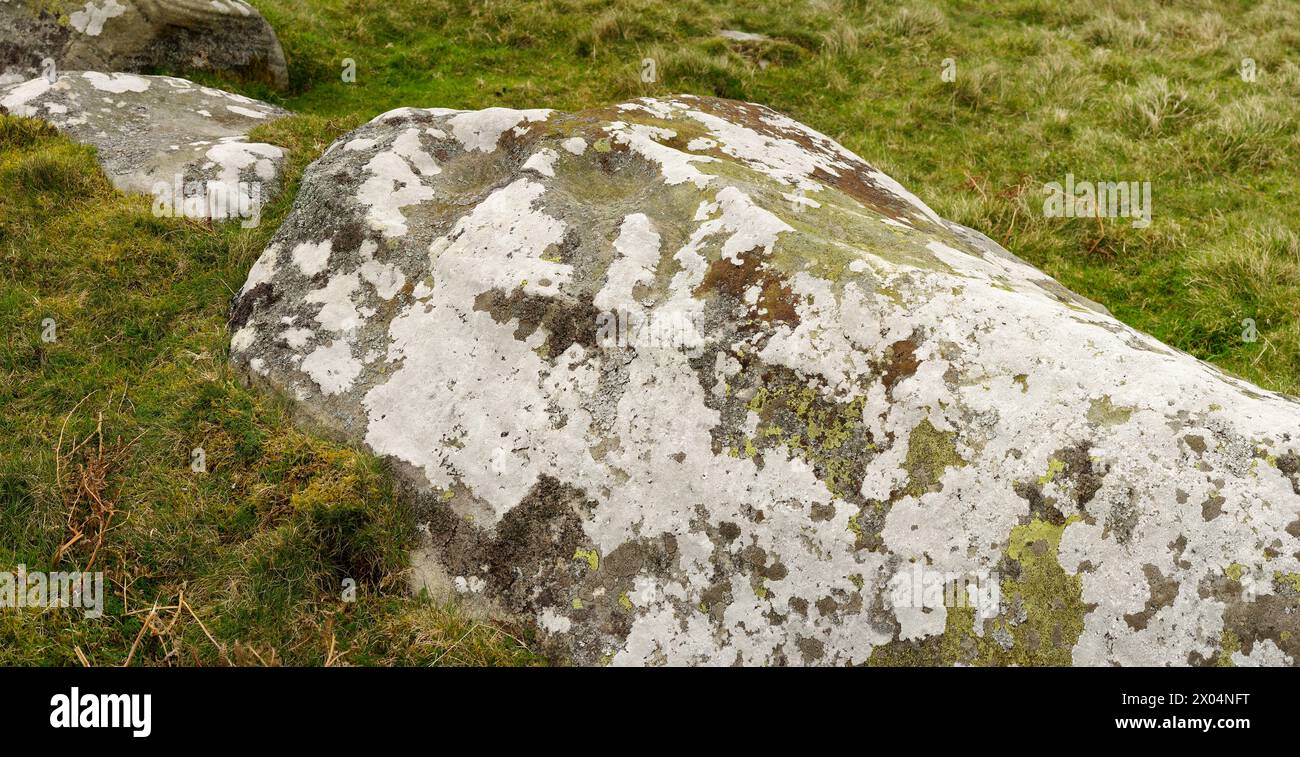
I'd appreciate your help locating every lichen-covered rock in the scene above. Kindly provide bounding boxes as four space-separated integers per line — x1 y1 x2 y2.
2 71 287 223
0 0 288 89
229 95 1300 666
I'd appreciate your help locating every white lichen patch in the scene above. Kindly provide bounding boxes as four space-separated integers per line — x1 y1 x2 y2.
305 272 363 334
522 147 559 177
231 96 1300 667
0 76 52 117
357 131 439 237
82 71 150 94
227 104 269 119
239 243 279 295
301 340 362 395
605 121 717 189
700 186 792 263
292 240 333 277
594 213 661 312
69 0 127 36
446 107 551 152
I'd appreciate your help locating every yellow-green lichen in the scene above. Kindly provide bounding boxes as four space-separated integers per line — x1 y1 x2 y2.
1214 629 1240 667
573 548 599 572
1087 395 1134 426
847 513 863 539
867 516 1087 666
1274 571 1300 595
744 380 870 500
997 516 1087 665
902 418 965 497
1037 457 1065 486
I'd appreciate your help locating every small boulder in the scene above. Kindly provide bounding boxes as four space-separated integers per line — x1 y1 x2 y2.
229 96 1300 666
2 71 288 224
719 29 771 43
0 0 288 90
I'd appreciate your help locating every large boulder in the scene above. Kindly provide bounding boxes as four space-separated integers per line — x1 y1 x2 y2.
2 71 287 224
0 0 288 89
228 95 1300 666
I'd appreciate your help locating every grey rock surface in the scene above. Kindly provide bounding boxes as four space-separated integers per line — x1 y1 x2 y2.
0 0 288 90
719 29 770 43
229 95 1300 666
2 70 287 222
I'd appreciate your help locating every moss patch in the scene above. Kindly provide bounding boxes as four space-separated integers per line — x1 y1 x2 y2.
736 369 876 502
1086 395 1134 426
868 516 1088 666
901 419 965 497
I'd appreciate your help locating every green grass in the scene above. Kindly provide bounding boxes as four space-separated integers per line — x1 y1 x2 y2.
0 115 539 665
3 0 1298 665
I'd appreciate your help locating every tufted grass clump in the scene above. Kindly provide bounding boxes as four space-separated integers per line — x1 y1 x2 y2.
1184 224 1300 391
1190 96 1292 172
1078 11 1159 52
1120 76 1201 136
882 4 949 40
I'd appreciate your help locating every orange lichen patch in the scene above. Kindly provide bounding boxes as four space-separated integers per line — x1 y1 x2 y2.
881 339 920 393
807 165 922 225
759 276 799 324
696 247 800 326
672 95 925 225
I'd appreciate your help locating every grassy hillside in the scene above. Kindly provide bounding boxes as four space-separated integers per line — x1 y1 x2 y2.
2 0 1297 665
